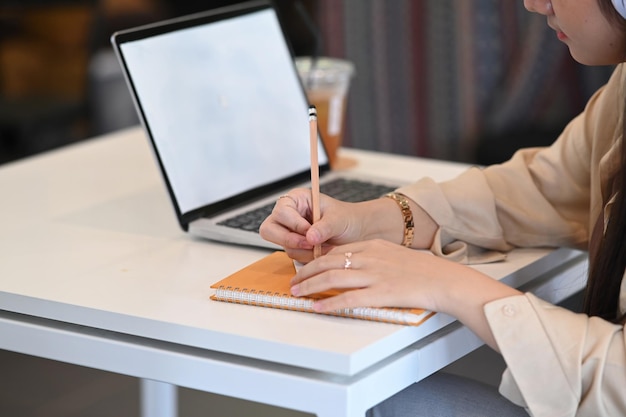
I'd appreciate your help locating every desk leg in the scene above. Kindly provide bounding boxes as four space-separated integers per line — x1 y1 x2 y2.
140 379 178 417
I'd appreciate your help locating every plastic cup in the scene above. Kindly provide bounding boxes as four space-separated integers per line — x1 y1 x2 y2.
295 57 355 169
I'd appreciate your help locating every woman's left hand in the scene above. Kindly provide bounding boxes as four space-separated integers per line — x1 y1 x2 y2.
290 239 521 342
290 239 451 313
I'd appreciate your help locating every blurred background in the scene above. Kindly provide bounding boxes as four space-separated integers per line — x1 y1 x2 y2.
0 1 607 416
0 0 614 167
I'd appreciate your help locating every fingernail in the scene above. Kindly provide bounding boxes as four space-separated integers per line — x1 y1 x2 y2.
291 284 300 296
307 228 322 245
299 241 313 250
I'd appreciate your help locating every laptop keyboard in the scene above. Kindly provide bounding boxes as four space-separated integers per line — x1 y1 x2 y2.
217 178 396 233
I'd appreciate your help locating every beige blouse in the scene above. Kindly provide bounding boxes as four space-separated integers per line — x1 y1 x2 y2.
397 64 626 416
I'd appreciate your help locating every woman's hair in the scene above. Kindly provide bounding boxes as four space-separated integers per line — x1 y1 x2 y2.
598 0 626 28
583 0 626 324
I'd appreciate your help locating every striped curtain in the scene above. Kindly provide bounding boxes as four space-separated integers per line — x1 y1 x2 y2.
315 0 613 162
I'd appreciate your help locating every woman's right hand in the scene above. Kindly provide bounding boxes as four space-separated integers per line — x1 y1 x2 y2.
259 188 370 263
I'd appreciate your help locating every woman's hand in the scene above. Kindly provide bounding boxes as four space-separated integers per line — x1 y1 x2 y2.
290 239 522 350
260 188 440 263
290 239 453 312
259 188 377 263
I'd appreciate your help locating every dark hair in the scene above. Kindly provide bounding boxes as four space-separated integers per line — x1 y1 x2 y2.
583 0 626 324
598 0 626 29
584 119 626 324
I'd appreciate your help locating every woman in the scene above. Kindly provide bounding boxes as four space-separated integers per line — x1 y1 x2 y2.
260 0 626 415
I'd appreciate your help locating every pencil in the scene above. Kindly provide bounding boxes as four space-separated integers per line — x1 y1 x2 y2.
309 105 322 258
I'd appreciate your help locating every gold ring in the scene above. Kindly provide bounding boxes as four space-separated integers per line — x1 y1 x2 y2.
278 194 297 205
344 252 353 270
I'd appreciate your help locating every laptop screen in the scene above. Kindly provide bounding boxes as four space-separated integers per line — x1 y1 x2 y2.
115 3 328 218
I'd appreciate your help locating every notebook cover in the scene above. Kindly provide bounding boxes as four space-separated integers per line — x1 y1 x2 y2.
210 251 434 326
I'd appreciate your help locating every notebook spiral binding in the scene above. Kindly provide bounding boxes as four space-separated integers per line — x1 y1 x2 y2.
215 286 314 311
213 286 429 325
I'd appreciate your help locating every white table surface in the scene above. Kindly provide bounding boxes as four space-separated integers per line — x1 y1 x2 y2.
0 127 588 416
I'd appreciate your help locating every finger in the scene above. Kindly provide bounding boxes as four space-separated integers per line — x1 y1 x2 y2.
289 269 340 297
276 194 298 206
259 218 311 250
284 247 314 264
312 287 382 313
273 194 314 234
275 188 312 212
291 264 372 297
306 203 346 245
290 250 344 285
291 244 365 282
260 196 313 249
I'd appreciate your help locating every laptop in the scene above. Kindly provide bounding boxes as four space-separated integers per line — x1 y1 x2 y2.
111 0 402 250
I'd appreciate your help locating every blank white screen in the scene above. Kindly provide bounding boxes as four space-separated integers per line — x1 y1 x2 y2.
121 9 326 214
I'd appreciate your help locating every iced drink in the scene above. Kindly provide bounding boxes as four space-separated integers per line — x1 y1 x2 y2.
295 57 354 169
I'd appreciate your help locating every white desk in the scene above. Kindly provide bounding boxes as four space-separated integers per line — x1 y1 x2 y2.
0 127 587 417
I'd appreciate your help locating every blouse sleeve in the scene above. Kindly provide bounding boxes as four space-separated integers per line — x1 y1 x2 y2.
484 293 626 416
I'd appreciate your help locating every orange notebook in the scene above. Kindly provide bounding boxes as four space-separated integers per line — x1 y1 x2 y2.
210 251 435 326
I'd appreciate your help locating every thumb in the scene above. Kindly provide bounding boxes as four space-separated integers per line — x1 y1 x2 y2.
306 210 347 246
305 221 327 246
